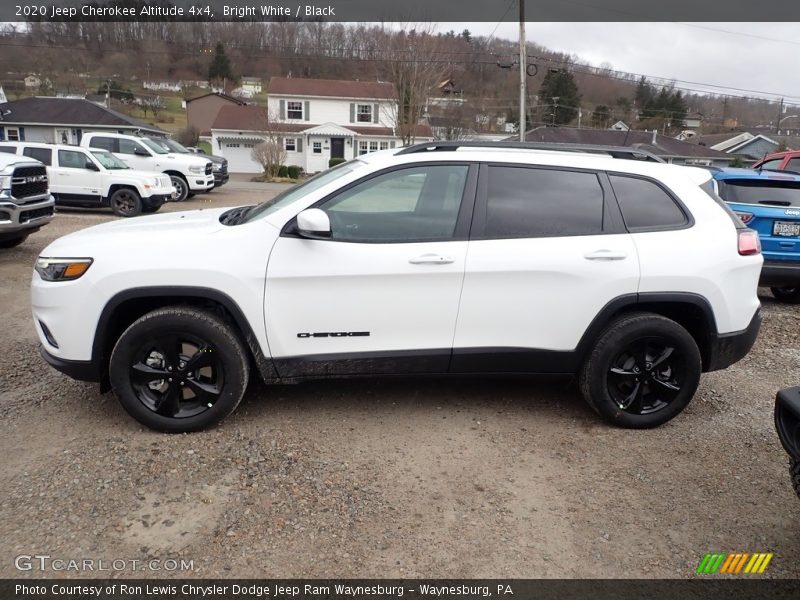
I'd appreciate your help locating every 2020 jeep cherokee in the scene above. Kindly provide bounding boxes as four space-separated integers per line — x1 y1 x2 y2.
32 142 763 432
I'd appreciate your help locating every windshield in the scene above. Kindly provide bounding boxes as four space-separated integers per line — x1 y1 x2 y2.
141 139 169 154
718 179 800 207
155 138 188 153
244 160 367 222
90 150 129 170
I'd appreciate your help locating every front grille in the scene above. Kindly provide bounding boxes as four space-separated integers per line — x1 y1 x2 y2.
205 162 213 175
20 206 54 223
11 165 48 201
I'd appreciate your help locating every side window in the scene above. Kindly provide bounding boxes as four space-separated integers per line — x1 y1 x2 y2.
319 165 470 242
0 146 16 154
22 147 52 166
58 150 90 169
484 166 605 238
118 139 146 155
609 175 688 231
758 158 784 171
89 137 116 152
786 158 800 174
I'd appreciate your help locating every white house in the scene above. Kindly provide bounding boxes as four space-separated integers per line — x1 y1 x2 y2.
211 77 433 173
240 77 262 95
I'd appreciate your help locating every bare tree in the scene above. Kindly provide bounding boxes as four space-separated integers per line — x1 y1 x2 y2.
386 25 449 145
250 108 287 179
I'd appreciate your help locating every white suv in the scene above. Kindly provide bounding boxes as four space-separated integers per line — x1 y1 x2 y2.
32 142 763 432
0 142 175 217
80 132 214 202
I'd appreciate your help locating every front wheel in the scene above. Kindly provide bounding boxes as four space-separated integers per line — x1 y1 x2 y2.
792 461 800 500
109 188 142 217
169 175 189 202
579 312 702 429
109 307 250 432
771 286 800 304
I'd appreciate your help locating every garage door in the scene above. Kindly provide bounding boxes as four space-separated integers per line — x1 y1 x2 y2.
221 142 262 173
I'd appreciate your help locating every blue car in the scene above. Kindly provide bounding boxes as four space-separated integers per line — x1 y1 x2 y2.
709 167 800 303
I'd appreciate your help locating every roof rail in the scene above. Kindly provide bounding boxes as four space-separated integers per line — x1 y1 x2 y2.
396 141 665 163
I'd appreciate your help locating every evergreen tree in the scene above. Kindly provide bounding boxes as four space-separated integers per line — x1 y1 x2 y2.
208 42 233 84
538 69 581 125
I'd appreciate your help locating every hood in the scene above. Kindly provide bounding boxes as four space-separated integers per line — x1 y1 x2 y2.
42 208 229 256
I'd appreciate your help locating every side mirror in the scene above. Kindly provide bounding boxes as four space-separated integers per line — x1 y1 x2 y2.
85 160 99 171
296 208 331 238
134 147 150 157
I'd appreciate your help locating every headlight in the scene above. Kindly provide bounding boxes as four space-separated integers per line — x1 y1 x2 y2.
212 163 222 171
188 165 205 174
35 258 93 281
0 175 8 189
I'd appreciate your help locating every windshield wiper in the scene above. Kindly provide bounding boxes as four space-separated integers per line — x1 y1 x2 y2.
219 205 255 226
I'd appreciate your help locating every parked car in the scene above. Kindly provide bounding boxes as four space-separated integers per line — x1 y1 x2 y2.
32 142 763 432
149 138 228 188
753 150 800 174
708 167 800 303
0 152 55 247
0 142 175 217
775 386 800 499
80 132 214 202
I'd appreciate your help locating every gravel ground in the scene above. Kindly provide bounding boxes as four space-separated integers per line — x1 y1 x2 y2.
1 182 799 579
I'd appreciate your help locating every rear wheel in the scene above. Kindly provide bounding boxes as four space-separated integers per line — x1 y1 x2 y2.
0 235 28 248
109 188 142 217
109 307 249 432
579 312 702 429
770 286 800 304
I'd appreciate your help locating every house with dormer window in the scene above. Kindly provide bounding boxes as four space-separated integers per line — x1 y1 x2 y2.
210 77 433 173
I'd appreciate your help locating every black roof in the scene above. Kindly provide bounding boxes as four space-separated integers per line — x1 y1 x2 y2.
0 97 165 134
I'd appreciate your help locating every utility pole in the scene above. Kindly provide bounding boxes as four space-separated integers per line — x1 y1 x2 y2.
518 0 526 142
776 97 784 134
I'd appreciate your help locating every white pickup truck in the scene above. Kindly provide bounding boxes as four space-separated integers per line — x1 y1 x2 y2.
81 132 214 202
0 142 175 217
0 152 54 247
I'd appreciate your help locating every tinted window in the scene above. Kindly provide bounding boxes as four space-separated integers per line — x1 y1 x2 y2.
320 165 469 242
718 179 800 207
22 147 52 166
58 150 90 169
609 175 687 230
786 158 800 174
0 146 15 154
118 139 147 155
89 137 116 152
758 158 784 171
484 166 604 238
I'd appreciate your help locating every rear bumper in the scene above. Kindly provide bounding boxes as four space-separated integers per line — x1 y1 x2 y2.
775 386 800 461
705 309 761 372
760 260 800 287
40 345 102 382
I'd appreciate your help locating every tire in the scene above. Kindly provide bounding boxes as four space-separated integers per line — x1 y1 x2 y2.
108 307 250 433
142 204 162 214
578 312 702 429
109 188 142 217
169 175 189 202
0 235 28 248
792 460 800 500
770 286 800 304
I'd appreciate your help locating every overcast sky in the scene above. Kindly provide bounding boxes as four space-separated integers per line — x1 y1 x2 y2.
441 22 800 104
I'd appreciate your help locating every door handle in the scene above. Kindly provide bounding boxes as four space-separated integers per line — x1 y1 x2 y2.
409 254 455 265
584 249 628 261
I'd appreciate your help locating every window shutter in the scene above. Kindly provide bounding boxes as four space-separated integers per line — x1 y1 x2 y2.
373 104 379 123
297 138 303 152
304 101 310 121
390 141 396 148
19 127 25 141
75 129 83 144
0 127 4 141
279 99 286 119
350 103 355 123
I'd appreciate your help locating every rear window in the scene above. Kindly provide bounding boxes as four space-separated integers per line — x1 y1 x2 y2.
0 146 15 154
89 137 116 152
22 147 52 166
718 179 800 208
608 174 688 231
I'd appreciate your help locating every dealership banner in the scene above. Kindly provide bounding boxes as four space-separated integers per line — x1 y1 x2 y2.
3 579 800 600
3 0 800 22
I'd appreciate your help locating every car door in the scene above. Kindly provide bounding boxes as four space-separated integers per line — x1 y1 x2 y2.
114 138 155 171
53 148 103 204
265 162 477 377
451 164 640 373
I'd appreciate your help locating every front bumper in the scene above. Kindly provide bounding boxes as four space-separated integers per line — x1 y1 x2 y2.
213 171 229 186
0 194 55 239
40 345 102 382
188 176 215 192
705 309 761 372
760 260 800 287
775 386 800 461
142 194 169 210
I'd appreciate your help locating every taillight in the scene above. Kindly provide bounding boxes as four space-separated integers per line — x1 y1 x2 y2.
738 229 761 256
734 211 754 225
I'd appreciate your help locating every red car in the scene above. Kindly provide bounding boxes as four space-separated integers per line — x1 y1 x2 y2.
753 150 800 174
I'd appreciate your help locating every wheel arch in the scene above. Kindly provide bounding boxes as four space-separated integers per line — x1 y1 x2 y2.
163 170 188 181
92 287 277 387
106 184 142 200
575 292 718 371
